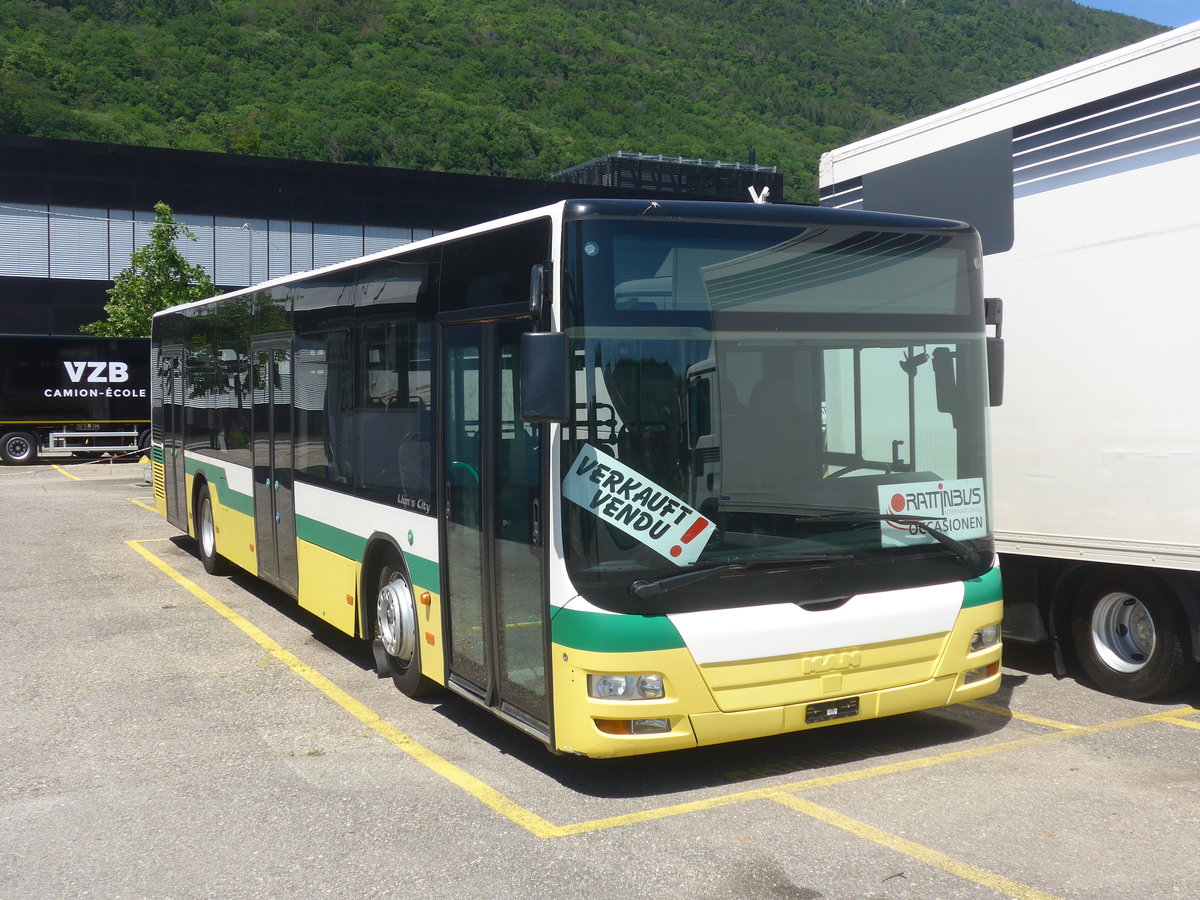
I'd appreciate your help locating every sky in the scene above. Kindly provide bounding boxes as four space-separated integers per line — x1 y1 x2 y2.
1073 1 1200 26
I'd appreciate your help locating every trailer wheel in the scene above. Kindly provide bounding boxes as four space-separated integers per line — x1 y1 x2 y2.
0 431 37 465
196 482 232 576
1070 571 1196 699
375 548 438 699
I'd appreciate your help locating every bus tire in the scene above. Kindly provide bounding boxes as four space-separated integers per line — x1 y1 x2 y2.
196 482 232 576
0 431 37 465
376 549 438 699
1070 570 1196 699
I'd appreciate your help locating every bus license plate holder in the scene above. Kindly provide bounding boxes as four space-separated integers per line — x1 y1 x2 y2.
805 697 859 724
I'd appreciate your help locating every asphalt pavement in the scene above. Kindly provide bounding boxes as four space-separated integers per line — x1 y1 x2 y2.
2 459 1198 899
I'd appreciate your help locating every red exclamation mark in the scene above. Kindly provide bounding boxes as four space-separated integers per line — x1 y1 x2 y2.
670 517 709 557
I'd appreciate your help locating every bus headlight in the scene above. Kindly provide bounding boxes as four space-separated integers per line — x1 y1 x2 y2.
970 624 1001 652
588 674 665 700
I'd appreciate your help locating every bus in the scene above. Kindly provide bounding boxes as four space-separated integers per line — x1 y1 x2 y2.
151 199 1004 758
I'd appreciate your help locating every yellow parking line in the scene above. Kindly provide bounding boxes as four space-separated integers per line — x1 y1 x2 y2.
1163 715 1200 731
471 704 1200 839
1083 707 1199 731
126 538 564 839
963 700 1084 732
773 794 1064 900
127 497 158 512
556 723 1103 836
555 786 782 836
52 464 82 481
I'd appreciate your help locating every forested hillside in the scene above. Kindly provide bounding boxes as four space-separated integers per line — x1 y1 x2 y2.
0 0 1161 200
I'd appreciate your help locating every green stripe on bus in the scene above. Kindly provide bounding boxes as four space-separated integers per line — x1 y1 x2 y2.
551 606 686 653
402 551 440 592
184 457 254 516
151 446 164 463
963 565 1003 608
296 515 367 559
218 480 254 516
294 516 440 591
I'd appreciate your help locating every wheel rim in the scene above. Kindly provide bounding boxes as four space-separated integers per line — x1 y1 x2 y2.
6 436 31 461
1090 590 1156 674
199 496 216 558
377 573 416 665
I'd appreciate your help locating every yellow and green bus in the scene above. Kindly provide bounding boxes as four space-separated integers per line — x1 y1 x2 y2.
151 199 1003 758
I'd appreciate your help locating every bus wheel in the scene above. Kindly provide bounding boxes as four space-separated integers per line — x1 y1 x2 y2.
1070 570 1196 699
196 483 232 576
376 550 438 699
0 431 37 465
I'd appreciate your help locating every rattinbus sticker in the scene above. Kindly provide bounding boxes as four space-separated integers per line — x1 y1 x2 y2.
877 477 987 549
562 444 715 567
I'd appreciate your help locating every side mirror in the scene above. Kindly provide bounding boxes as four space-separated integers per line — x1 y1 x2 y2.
521 331 569 423
985 297 1004 407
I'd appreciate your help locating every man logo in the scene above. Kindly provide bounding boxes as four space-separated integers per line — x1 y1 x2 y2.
801 651 861 675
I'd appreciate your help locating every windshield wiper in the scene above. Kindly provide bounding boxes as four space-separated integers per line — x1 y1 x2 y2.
629 554 853 600
801 513 991 569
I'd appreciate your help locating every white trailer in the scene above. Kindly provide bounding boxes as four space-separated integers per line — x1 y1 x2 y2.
819 22 1200 698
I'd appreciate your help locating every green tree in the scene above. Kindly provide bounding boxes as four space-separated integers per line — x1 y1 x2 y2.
82 201 216 337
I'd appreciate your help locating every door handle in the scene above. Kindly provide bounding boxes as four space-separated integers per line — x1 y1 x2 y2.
531 497 542 548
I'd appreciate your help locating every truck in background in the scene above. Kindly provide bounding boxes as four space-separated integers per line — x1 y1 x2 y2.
0 334 151 464
819 22 1200 698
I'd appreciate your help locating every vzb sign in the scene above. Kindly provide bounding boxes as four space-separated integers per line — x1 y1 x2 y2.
63 361 130 384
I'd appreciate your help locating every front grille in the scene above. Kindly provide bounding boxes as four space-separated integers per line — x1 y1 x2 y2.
698 633 947 712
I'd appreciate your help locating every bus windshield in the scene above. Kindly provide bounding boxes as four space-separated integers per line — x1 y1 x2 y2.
561 216 992 613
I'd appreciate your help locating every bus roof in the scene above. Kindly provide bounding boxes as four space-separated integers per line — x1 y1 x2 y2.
154 198 971 318
560 198 967 230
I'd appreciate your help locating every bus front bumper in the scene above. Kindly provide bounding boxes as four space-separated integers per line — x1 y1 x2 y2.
554 660 1001 759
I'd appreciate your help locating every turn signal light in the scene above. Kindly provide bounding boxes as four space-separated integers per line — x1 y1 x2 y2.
964 661 1000 684
594 718 672 736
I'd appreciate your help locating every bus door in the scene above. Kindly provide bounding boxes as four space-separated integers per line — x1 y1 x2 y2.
251 339 298 594
159 348 186 531
441 320 549 738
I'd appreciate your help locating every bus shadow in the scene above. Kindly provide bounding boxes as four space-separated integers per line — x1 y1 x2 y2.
432 679 1020 799
999 642 1057 677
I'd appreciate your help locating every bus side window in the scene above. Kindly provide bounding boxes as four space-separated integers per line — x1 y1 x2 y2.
353 319 434 509
295 329 352 483
439 218 552 312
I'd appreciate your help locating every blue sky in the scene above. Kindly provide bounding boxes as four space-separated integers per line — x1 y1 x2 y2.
1073 1 1200 26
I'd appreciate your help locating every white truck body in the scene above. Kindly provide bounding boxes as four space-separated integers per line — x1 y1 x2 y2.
818 23 1200 697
